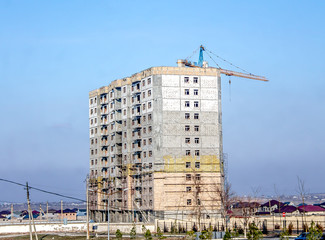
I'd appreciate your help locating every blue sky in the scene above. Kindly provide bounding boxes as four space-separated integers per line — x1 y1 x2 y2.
0 0 324 202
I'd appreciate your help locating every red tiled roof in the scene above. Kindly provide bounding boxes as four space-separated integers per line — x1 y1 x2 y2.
298 205 325 212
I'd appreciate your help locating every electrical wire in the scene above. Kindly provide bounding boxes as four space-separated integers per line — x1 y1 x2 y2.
0 177 146 212
0 178 224 223
0 178 86 203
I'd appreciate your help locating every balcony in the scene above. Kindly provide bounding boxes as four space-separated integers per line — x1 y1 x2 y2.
133 157 142 164
101 118 108 125
130 167 141 176
115 101 121 109
102 181 109 190
111 146 122 155
135 180 142 188
114 192 122 200
100 96 108 104
101 150 109 157
114 178 122 186
116 123 122 132
132 84 141 94
101 129 108 136
115 111 122 120
100 108 108 115
132 132 141 141
101 167 109 177
114 134 122 143
133 110 141 117
113 201 123 209
114 89 121 99
132 96 141 105
133 145 142 152
134 191 142 200
115 156 122 166
101 139 108 146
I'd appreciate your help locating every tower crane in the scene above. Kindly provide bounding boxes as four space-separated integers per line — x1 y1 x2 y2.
180 45 268 82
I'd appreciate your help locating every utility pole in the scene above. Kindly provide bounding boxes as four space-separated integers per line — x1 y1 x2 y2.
86 177 90 240
39 204 42 221
108 193 110 240
26 182 38 240
26 182 33 240
11 204 13 222
61 200 63 223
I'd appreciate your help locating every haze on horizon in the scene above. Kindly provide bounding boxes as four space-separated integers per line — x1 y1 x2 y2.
0 0 324 203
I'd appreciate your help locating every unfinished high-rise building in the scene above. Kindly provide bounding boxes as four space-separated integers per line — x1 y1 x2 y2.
88 61 225 223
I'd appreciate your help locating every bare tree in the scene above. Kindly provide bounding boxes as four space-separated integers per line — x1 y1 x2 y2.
297 177 308 227
235 190 260 237
190 172 204 231
210 178 236 231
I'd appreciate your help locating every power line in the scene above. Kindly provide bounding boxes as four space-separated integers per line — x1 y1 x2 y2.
0 179 221 221
0 178 138 211
0 178 86 203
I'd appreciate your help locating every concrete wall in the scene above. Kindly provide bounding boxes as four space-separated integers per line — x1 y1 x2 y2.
0 222 155 234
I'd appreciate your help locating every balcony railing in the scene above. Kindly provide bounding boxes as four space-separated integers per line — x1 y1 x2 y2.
101 108 108 115
101 130 108 136
132 133 141 141
101 119 108 125
135 180 142 188
114 192 122 200
111 146 122 155
134 191 142 199
133 145 142 152
100 97 108 104
101 150 109 157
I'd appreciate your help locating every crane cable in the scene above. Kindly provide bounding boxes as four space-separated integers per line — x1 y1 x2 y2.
204 50 221 69
205 48 252 75
185 46 200 61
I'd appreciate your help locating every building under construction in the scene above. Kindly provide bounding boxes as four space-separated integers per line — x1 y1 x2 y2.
88 47 267 223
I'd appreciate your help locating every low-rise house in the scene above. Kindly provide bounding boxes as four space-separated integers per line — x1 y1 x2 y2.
56 209 77 221
231 202 260 217
283 202 295 206
20 210 28 217
0 210 11 217
0 215 6 221
76 209 87 220
314 202 325 208
298 205 325 215
274 206 299 216
42 209 59 220
255 211 270 216
258 200 284 213
6 213 20 220
23 213 39 220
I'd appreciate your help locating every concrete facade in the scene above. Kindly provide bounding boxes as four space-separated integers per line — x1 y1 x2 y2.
89 66 224 223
